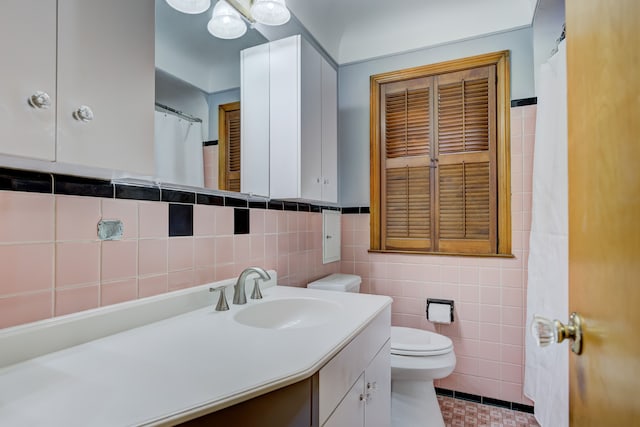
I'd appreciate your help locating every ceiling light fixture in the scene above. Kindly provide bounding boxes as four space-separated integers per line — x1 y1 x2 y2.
165 0 212 14
250 0 291 26
207 0 247 39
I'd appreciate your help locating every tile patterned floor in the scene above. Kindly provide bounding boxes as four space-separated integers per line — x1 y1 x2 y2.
438 396 540 427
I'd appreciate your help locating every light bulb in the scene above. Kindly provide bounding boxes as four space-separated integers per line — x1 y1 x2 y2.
165 0 211 14
208 0 247 39
250 0 291 26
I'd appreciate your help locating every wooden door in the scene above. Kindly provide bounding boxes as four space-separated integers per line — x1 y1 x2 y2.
0 0 56 161
566 0 640 424
218 102 241 192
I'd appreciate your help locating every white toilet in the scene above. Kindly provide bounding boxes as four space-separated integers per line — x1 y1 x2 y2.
308 274 457 427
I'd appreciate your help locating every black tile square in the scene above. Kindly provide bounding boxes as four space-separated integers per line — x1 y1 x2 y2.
234 208 250 235
268 200 283 210
169 204 193 237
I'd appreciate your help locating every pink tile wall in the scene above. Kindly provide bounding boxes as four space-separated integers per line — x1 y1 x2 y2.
202 146 218 190
0 194 336 329
340 105 536 405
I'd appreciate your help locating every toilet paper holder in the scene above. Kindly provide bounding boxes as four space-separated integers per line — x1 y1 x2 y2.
426 298 455 323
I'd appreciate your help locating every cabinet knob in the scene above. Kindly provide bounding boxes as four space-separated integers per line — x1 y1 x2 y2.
28 91 51 109
316 177 321 184
366 381 377 391
73 105 94 122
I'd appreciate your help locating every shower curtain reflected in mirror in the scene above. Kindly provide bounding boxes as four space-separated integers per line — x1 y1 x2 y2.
154 111 205 188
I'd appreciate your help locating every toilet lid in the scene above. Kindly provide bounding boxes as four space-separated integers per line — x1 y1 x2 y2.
390 327 453 356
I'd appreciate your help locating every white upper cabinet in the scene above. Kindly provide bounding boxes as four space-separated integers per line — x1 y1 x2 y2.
0 1 57 161
242 35 338 203
0 0 155 176
241 42 271 197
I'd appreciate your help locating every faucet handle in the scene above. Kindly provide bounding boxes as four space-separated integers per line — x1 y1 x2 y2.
209 285 230 311
250 278 263 300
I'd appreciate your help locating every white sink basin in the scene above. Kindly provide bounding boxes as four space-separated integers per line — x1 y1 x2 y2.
233 297 341 329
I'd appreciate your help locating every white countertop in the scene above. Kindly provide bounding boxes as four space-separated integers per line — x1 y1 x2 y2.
0 283 391 426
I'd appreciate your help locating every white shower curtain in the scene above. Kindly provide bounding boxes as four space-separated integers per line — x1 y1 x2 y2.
524 40 568 427
154 111 204 187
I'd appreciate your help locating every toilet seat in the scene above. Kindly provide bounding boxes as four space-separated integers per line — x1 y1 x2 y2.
391 326 453 356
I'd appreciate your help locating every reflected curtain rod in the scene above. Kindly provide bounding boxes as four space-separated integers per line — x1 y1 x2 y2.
155 102 203 123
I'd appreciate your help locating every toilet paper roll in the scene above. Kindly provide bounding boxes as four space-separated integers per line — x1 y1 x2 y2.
427 302 452 324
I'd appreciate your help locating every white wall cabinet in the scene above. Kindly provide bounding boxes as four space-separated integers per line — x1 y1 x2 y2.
0 0 155 176
320 306 391 427
240 42 271 197
242 35 338 203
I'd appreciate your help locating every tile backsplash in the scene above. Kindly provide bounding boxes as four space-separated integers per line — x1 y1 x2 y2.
0 191 338 329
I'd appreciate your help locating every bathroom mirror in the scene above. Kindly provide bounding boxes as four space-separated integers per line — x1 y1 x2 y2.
155 0 268 191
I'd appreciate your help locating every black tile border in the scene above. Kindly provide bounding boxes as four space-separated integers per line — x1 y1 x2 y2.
248 200 267 209
196 193 224 206
161 189 196 204
0 167 362 213
510 97 537 107
225 196 248 208
54 174 114 198
234 208 250 234
203 140 218 146
342 206 370 215
435 388 535 414
0 168 52 194
115 184 160 201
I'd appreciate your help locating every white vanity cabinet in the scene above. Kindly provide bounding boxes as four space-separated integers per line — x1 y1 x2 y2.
0 0 155 176
320 306 391 427
241 35 338 203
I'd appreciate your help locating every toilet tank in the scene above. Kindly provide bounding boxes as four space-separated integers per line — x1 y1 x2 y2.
307 273 361 293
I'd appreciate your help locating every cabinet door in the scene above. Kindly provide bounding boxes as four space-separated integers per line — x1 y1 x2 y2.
241 42 270 197
320 58 338 203
300 38 323 201
57 0 155 175
269 36 300 199
0 0 56 161
364 341 391 427
324 373 365 427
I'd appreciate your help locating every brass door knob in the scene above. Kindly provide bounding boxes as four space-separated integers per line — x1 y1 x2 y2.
531 312 584 355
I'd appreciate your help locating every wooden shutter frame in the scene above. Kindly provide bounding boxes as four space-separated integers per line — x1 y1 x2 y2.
219 101 241 192
370 51 512 256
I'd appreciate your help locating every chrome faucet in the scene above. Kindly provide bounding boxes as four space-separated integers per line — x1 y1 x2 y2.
233 267 271 305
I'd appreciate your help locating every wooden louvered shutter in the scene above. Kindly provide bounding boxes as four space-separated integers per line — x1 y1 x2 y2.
380 78 433 251
435 66 497 253
219 102 241 192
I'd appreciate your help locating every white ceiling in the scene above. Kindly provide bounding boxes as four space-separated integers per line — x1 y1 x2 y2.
285 0 537 64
